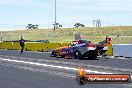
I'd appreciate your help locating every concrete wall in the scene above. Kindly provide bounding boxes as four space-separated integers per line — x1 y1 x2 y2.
113 44 132 57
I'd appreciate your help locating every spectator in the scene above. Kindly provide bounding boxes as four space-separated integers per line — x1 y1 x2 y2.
19 37 25 54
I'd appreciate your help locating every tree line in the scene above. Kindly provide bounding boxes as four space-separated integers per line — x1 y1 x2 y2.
26 20 101 30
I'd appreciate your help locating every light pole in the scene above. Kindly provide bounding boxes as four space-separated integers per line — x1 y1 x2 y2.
54 0 57 31
0 34 2 42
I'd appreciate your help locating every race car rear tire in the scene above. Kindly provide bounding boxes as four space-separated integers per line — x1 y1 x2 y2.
88 51 97 60
74 51 83 60
83 51 97 60
99 50 107 55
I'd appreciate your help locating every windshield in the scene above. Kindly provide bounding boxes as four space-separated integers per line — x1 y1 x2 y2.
79 40 91 43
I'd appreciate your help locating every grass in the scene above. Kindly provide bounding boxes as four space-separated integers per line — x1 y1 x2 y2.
0 26 132 44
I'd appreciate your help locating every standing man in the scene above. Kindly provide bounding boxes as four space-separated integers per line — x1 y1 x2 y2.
106 36 111 44
19 37 25 54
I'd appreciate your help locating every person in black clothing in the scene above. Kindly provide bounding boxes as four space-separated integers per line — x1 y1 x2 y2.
19 37 25 54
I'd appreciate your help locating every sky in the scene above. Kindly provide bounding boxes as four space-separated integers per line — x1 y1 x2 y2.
0 0 132 31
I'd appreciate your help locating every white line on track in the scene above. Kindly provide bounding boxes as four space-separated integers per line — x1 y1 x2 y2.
2 55 132 72
0 57 132 87
0 57 132 78
0 57 132 88
0 58 132 78
0 58 77 70
0 57 114 74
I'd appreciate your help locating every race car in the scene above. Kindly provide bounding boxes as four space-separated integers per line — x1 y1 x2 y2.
51 39 98 60
51 36 111 60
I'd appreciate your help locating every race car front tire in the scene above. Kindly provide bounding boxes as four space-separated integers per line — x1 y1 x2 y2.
74 51 83 60
51 50 56 57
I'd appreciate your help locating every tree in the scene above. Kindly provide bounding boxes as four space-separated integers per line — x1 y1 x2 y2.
58 24 62 28
74 23 85 28
96 19 101 27
93 19 101 27
93 19 96 27
53 22 62 29
26 24 32 29
26 24 39 29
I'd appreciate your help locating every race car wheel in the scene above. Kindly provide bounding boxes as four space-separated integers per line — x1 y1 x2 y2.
83 50 97 60
88 51 97 60
51 50 56 57
74 51 82 60
61 55 65 58
99 50 107 55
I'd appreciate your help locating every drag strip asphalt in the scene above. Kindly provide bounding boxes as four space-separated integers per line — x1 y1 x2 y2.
0 50 132 88
0 49 132 70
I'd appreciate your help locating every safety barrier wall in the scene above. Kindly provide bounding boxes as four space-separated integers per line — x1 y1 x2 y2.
0 42 113 56
113 44 132 58
1 42 131 58
12 42 21 50
0 42 13 50
0 42 69 52
25 42 63 52
105 44 113 56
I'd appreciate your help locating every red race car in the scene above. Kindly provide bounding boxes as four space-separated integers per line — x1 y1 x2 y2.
51 39 98 60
